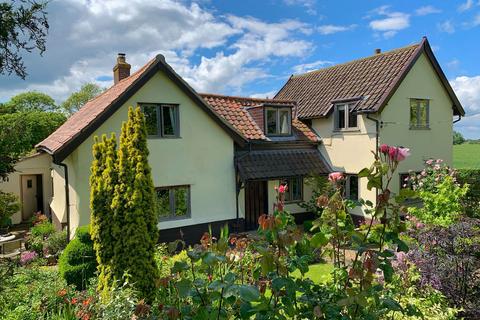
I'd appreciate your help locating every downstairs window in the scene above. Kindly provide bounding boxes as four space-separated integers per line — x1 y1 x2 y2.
156 185 190 221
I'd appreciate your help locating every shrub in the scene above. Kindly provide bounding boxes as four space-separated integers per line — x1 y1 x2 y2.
26 221 59 255
457 169 480 218
406 218 480 319
30 220 55 238
0 191 20 229
58 225 97 290
44 230 68 256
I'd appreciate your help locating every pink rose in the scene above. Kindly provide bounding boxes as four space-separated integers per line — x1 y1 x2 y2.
278 185 287 193
379 144 389 154
426 159 434 165
436 159 443 163
396 147 410 161
328 172 344 183
388 146 398 161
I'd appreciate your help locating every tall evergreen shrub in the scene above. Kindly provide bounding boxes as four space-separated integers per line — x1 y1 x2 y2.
90 107 159 301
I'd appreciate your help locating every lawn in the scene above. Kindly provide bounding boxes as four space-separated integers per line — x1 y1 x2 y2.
453 144 480 169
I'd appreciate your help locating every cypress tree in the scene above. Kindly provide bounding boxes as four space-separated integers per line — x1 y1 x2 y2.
111 107 159 300
90 134 117 297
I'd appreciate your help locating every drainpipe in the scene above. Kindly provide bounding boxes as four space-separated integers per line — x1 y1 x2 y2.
453 115 462 124
366 113 380 155
234 143 252 232
55 162 70 242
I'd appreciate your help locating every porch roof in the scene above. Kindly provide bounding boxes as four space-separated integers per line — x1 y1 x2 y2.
235 149 331 181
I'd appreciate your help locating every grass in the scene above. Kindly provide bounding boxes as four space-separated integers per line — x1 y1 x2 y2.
453 144 480 169
292 263 333 283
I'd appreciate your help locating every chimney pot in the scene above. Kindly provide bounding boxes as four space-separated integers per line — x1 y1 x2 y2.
113 53 131 84
375 48 381 54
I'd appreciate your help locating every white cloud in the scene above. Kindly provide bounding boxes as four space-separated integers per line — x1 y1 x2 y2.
450 75 480 116
458 0 474 12
250 91 277 99
0 0 313 101
292 60 332 73
438 20 455 34
447 59 460 70
415 5 441 16
368 6 409 38
317 24 356 35
283 0 317 15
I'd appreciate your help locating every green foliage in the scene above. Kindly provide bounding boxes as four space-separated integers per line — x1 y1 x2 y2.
454 143 480 169
0 1 49 79
453 130 465 145
44 230 68 257
2 91 58 113
31 220 55 238
457 168 480 217
61 83 104 115
58 225 96 290
0 191 20 228
26 220 63 256
300 174 328 217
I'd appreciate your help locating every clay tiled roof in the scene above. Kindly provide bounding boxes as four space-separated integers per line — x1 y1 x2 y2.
200 93 319 142
236 149 331 180
275 37 465 119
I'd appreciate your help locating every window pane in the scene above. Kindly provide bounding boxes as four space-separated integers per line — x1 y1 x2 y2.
348 176 358 201
143 106 158 136
266 109 277 134
337 105 346 129
174 187 188 216
410 100 418 127
156 189 171 218
162 106 176 136
279 109 290 134
418 100 428 127
284 177 302 201
348 105 357 128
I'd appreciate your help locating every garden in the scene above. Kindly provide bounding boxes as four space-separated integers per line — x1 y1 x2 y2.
0 107 479 319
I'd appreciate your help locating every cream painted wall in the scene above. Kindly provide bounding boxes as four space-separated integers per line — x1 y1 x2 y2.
380 52 455 195
0 153 53 224
50 71 237 238
312 115 377 215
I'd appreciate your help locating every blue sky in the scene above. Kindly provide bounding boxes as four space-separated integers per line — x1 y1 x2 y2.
0 0 479 138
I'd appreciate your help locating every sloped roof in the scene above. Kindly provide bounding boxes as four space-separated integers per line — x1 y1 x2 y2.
200 93 319 143
37 55 247 162
275 37 465 119
236 149 331 181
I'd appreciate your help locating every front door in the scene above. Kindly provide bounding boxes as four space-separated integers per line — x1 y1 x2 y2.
244 180 268 231
21 175 40 221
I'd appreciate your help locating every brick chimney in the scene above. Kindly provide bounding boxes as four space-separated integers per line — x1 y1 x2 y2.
113 53 131 84
374 48 381 55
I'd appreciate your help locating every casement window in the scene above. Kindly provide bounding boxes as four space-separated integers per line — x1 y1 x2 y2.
344 175 359 201
410 99 429 129
155 185 190 221
265 107 291 136
142 104 180 138
334 103 358 130
283 176 303 202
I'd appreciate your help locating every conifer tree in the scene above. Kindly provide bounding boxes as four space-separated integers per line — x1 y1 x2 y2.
111 107 159 300
90 134 117 297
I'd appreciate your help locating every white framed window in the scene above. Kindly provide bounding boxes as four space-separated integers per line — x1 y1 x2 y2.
265 107 292 136
156 185 190 221
410 99 429 129
282 176 303 202
344 175 359 201
142 104 180 138
334 103 358 130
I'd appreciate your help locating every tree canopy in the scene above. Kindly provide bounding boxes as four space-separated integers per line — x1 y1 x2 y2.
61 83 104 115
0 0 49 79
1 91 58 113
453 131 465 145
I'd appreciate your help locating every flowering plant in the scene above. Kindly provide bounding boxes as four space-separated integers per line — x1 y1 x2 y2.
19 250 38 265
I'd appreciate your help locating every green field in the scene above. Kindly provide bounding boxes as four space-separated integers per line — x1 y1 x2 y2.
453 144 480 169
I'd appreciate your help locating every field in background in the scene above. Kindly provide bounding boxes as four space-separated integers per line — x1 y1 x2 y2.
453 144 480 169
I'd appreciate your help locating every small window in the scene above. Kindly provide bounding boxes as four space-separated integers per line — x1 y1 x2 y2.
335 103 358 130
282 177 303 202
27 179 33 188
142 104 179 137
410 99 429 129
344 175 358 201
155 185 190 221
265 107 291 136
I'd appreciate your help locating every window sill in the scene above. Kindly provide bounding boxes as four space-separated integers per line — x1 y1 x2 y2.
333 128 361 133
285 200 303 204
147 136 182 139
409 126 430 130
158 215 190 222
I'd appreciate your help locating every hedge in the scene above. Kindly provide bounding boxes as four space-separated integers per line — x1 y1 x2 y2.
457 169 480 218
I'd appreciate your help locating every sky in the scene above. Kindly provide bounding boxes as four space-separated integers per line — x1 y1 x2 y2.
1 0 479 138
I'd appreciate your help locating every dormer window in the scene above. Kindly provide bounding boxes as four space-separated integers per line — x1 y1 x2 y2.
265 107 291 136
334 103 358 130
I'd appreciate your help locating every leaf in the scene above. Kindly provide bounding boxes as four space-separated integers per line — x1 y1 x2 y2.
358 168 371 178
171 261 189 274
381 297 403 312
176 278 192 298
310 232 328 248
238 285 260 302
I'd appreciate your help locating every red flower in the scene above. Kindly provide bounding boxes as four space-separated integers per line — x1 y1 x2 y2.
278 184 287 194
379 144 389 154
71 298 78 305
57 289 67 297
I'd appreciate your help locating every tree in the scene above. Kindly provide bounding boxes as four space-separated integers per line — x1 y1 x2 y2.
61 83 104 115
0 0 49 79
453 131 465 145
2 91 58 113
90 134 117 298
91 107 158 301
0 111 65 179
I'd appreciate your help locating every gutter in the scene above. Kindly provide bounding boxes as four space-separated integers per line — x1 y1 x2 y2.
453 114 462 124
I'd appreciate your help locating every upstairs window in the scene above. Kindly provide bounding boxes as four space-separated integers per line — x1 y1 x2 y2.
334 103 358 130
142 104 179 138
156 185 190 221
265 107 291 136
282 176 303 202
410 99 429 129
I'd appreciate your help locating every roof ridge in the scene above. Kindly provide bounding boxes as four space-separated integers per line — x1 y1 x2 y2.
200 92 295 104
292 42 420 79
